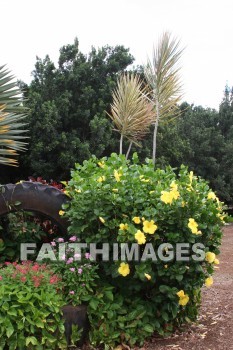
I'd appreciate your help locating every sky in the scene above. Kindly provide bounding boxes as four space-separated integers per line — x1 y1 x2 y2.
1 0 233 110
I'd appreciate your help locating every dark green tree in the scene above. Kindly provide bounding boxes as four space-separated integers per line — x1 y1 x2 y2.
16 39 134 180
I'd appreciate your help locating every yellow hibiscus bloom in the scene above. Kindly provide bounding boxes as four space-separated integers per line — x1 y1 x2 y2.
161 191 173 204
118 262 130 277
170 189 180 200
143 220 158 234
177 290 189 306
98 161 105 168
135 230 146 245
205 252 216 263
132 216 141 224
205 276 213 287
188 218 201 235
97 176 106 182
170 181 178 191
119 223 128 231
207 192 216 200
114 170 122 182
176 290 185 298
179 294 189 306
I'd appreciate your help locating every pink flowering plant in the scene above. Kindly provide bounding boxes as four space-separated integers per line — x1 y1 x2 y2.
0 261 67 349
60 153 225 348
49 237 99 306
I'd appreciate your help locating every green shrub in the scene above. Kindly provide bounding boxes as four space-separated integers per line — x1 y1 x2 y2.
63 153 225 348
0 262 67 349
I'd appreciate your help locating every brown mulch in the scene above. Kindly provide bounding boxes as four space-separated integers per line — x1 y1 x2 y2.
138 224 233 350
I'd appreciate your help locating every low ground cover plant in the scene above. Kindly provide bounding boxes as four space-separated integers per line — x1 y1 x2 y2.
0 261 67 349
61 153 225 348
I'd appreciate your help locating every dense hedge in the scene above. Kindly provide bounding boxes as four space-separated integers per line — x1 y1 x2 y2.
61 153 224 348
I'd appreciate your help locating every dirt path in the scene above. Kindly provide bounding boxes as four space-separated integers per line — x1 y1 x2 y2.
141 224 233 350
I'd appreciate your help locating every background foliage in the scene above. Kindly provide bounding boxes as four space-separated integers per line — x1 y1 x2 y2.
0 40 233 205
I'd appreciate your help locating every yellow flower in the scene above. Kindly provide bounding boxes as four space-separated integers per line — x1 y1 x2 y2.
205 276 213 287
118 262 130 277
188 218 201 235
119 223 128 231
217 213 225 221
114 170 122 182
177 290 185 298
75 188 82 193
170 181 178 191
170 189 180 200
143 220 158 234
97 176 106 182
99 217 105 224
207 191 216 200
59 210 65 216
144 273 151 280
177 290 189 306
112 188 118 192
161 191 173 204
205 252 216 263
181 201 186 207
132 216 141 224
179 295 189 306
135 230 146 245
98 161 105 168
214 258 220 265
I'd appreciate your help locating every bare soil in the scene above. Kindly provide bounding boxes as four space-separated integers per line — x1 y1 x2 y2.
138 224 233 350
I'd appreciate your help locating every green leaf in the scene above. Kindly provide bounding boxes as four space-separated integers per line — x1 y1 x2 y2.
26 336 38 346
6 325 14 338
143 324 154 333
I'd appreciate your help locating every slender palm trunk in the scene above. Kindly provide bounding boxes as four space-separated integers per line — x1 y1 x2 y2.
152 100 160 165
119 134 123 154
126 141 132 159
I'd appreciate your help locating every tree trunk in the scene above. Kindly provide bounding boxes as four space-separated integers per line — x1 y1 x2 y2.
119 134 123 155
152 100 160 164
126 141 132 159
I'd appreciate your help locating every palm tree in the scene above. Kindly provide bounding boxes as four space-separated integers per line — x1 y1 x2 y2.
144 31 184 164
107 72 155 157
0 65 28 166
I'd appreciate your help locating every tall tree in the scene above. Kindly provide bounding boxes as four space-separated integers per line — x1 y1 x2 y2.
144 32 184 164
19 39 134 179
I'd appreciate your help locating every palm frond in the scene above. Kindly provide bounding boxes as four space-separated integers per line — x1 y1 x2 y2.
0 65 28 166
144 31 183 121
107 73 155 153
144 31 184 163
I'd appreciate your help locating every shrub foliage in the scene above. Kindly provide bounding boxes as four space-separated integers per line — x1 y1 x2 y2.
63 153 224 347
